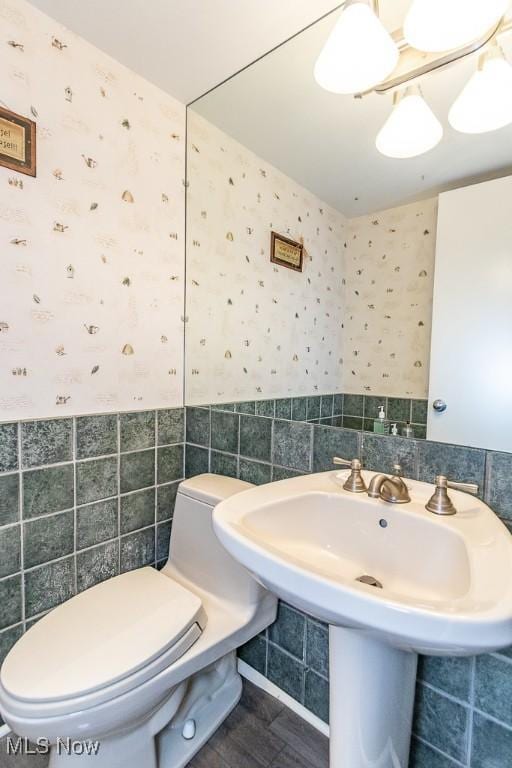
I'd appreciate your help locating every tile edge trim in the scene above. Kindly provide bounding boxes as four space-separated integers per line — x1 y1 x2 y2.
237 658 329 737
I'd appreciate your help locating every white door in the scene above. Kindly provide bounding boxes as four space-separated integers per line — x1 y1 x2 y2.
428 176 512 452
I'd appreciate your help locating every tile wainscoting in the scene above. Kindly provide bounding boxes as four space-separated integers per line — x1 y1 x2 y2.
195 393 429 438
1 401 511 767
185 402 512 768
0 407 185 727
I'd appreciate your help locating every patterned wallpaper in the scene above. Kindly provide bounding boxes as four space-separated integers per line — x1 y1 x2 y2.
0 0 186 421
342 198 438 398
185 111 346 405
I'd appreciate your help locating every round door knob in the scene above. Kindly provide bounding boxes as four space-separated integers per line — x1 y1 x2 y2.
433 399 447 413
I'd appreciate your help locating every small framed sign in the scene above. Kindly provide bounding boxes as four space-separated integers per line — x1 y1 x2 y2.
0 106 36 177
270 231 304 272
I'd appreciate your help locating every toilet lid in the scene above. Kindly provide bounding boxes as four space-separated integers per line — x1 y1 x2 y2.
1 568 205 702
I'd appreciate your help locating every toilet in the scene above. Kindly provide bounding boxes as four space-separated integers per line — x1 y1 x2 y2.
0 474 276 768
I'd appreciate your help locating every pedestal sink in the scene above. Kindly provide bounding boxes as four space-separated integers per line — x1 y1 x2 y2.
213 469 512 768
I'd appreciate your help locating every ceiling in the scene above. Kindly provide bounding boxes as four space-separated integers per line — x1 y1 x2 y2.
194 3 512 216
27 0 344 104
29 0 512 216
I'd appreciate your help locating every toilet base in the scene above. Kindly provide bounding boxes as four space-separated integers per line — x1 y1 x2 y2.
46 652 241 768
158 652 242 767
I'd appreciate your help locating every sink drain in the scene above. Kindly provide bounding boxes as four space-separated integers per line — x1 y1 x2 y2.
356 575 383 589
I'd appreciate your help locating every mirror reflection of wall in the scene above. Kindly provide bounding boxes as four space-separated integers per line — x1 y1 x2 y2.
186 111 345 406
185 2 512 450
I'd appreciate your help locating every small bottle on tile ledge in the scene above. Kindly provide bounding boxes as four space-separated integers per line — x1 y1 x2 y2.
402 422 415 438
374 405 390 435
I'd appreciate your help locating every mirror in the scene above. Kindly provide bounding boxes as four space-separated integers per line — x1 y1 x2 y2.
185 2 512 452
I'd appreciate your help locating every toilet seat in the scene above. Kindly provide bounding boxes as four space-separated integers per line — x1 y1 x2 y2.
1 567 206 713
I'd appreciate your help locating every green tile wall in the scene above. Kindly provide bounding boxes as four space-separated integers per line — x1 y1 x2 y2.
192 393 429 437
0 407 184 728
2 396 512 768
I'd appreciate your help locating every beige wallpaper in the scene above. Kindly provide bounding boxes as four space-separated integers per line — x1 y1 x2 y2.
0 0 438 414
185 111 346 405
0 0 185 421
342 198 438 398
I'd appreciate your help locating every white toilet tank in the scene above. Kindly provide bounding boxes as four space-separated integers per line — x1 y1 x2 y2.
163 474 262 608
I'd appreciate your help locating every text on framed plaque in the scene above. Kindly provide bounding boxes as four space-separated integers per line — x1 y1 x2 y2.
0 107 36 177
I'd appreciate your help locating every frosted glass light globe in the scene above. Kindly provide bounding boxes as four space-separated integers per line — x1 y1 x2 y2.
376 89 444 159
404 0 509 53
449 53 512 133
314 1 399 94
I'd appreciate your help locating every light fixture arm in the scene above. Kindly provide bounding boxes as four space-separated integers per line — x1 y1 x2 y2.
373 17 512 95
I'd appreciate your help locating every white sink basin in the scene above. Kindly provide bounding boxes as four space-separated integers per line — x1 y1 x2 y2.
214 470 512 655
214 469 512 768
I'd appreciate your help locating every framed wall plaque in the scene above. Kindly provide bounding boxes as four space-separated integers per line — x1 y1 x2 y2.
0 107 36 177
270 231 304 272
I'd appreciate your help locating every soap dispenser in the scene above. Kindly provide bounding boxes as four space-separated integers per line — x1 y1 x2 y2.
402 422 415 438
374 405 390 435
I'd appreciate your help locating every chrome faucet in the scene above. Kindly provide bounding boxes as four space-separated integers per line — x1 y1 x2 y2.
367 464 411 504
425 475 479 516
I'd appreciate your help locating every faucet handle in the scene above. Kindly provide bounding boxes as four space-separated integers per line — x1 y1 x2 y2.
333 457 352 467
392 463 403 477
332 457 368 494
444 476 479 496
426 475 479 516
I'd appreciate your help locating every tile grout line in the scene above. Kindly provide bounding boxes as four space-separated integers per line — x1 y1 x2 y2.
17 421 25 631
234 406 240 477
301 610 308 706
483 450 492 507
16 478 179 528
72 416 77 595
466 655 477 767
116 412 121 576
308 420 314 473
154 410 159 567
467 707 512 732
270 414 275 475
0 439 183 479
413 735 465 767
5 513 180 584
237 411 241 475
418 678 483 714
183 407 188 479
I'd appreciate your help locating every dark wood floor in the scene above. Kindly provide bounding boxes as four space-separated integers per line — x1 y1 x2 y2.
190 680 329 768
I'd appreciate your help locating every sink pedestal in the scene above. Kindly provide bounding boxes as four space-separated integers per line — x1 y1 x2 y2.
329 627 417 768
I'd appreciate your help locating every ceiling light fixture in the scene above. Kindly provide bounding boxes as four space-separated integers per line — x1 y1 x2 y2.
314 0 399 95
404 0 509 54
376 86 444 159
449 43 512 133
